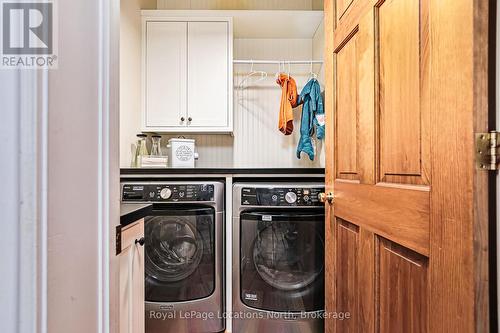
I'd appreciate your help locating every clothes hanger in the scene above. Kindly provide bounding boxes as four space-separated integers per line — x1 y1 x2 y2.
238 59 267 90
287 61 291 79
309 61 318 81
275 61 283 80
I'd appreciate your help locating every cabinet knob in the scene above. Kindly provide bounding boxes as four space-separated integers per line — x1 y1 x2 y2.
180 117 185 122
188 117 192 122
135 237 145 246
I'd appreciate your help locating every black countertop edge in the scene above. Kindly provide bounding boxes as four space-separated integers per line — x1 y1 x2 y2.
120 204 152 227
120 168 325 175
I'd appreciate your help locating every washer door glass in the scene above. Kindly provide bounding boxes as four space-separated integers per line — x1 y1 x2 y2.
240 210 325 312
145 205 215 302
146 216 203 282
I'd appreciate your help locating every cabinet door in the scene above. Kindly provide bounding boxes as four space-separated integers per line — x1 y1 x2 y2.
145 21 187 128
187 21 229 128
119 220 145 333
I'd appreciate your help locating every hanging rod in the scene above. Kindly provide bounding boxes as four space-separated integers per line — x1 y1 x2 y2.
233 59 323 64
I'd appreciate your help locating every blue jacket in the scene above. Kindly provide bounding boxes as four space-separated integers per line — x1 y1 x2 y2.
296 79 325 160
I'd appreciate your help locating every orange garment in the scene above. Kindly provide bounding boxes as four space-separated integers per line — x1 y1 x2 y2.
276 73 298 135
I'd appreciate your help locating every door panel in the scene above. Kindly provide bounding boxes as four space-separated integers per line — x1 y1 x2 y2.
335 220 359 332
145 21 187 128
324 0 490 331
187 21 229 128
377 0 430 186
335 33 359 181
334 219 375 332
334 181 429 255
334 6 376 184
378 0 421 178
378 238 428 333
336 0 354 22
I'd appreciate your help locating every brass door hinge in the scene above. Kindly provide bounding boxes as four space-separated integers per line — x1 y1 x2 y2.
476 131 499 170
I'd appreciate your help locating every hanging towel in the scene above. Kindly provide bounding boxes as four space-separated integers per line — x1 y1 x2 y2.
276 73 298 135
296 78 325 160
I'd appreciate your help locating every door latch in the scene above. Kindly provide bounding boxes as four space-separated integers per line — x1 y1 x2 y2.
476 131 499 170
318 192 334 204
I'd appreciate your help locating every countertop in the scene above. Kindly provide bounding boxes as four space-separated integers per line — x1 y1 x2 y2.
120 203 152 227
120 167 325 175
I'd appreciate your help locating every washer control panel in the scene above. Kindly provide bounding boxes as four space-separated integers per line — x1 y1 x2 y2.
241 187 324 206
122 184 214 202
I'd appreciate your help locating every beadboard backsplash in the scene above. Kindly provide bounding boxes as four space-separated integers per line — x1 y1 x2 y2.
232 38 325 168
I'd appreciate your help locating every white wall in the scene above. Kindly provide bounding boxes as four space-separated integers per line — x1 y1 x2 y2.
120 0 156 167
312 0 324 10
47 0 120 332
313 19 325 84
157 0 322 10
47 1 98 330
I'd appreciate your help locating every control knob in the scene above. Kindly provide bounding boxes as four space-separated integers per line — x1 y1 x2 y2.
285 191 297 204
160 188 172 199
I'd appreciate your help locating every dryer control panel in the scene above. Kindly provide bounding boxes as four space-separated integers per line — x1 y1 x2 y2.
122 184 215 202
241 187 324 206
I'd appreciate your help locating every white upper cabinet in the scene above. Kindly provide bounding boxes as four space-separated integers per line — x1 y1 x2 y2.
142 15 233 133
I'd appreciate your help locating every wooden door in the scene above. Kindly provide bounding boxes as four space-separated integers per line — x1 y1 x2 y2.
144 21 187 129
323 0 492 332
187 21 230 128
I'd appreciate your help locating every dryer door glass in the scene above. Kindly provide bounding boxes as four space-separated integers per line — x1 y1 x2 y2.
145 205 215 302
240 210 325 312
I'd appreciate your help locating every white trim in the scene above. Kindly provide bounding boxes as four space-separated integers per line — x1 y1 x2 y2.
98 0 106 329
39 68 49 333
18 68 50 333
0 39 49 333
98 0 118 331
18 70 36 333
109 0 121 331
224 176 233 331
